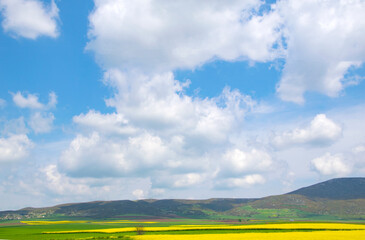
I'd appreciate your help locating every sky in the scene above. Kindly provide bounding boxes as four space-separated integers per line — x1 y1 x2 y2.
0 0 364 211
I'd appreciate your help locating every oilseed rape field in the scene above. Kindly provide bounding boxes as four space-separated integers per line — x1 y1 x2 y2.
133 231 365 240
1 219 365 240
43 222 365 233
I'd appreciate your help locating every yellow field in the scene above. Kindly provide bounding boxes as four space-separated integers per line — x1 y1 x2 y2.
44 222 365 234
132 230 365 240
169 223 365 230
21 220 89 225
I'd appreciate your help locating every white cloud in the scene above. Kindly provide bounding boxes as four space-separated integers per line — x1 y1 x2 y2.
103 70 254 145
60 71 267 187
0 0 59 39
0 161 153 209
87 0 365 104
56 0 365 196
1 117 28 135
213 148 272 189
271 114 342 149
276 0 365 103
47 91 57 109
29 112 54 134
127 133 173 168
216 174 266 189
311 152 351 176
59 131 182 179
0 134 33 163
4 0 365 209
150 172 206 189
12 91 57 110
87 0 282 72
12 92 43 109
59 132 128 178
220 148 272 177
73 110 136 136
10 92 57 134
132 189 145 199
86 0 365 105
41 164 91 196
173 173 204 188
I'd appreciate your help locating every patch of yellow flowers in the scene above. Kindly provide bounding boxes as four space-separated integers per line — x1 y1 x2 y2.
132 231 365 240
44 223 365 234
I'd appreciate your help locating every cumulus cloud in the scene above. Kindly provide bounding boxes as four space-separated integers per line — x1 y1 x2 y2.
87 0 282 72
0 134 33 163
172 173 204 188
29 112 54 134
153 173 205 189
59 0 365 194
10 91 57 134
59 71 269 188
12 92 43 109
219 148 272 177
62 0 283 189
59 70 277 190
59 131 181 178
276 0 365 103
0 0 59 39
0 162 154 209
216 174 266 189
87 0 365 103
73 110 136 136
311 152 351 176
47 91 57 108
132 189 145 199
42 164 91 196
59 132 128 178
213 148 272 189
12 91 57 110
1 117 28 135
103 70 255 144
19 164 155 207
271 114 342 149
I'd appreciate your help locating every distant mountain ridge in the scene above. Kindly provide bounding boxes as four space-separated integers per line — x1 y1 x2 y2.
287 177 365 200
1 177 365 220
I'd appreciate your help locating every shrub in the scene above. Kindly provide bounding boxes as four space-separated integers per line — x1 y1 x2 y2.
135 225 144 235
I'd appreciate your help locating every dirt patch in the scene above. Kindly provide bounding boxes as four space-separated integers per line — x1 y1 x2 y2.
0 222 25 226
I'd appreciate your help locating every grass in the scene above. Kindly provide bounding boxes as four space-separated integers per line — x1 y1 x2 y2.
206 205 363 222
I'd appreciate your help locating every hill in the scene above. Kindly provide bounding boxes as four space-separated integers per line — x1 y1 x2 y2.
1 178 364 221
287 177 365 200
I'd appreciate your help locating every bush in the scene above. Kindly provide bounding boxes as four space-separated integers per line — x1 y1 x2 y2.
135 225 144 235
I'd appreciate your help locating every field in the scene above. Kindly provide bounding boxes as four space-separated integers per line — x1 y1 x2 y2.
1 218 365 240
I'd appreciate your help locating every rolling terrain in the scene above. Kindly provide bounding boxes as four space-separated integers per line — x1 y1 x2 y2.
288 177 365 200
1 177 365 221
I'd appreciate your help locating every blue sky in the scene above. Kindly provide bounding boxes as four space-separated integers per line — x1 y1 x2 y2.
0 0 365 210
